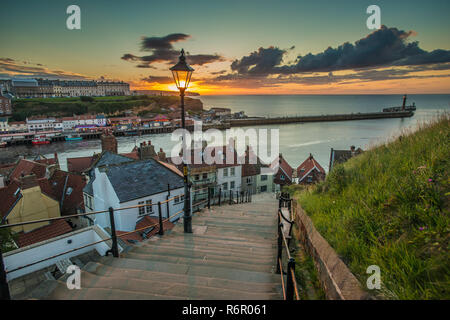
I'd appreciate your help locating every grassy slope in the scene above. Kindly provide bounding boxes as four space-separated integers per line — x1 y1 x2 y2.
10 95 202 121
288 115 449 299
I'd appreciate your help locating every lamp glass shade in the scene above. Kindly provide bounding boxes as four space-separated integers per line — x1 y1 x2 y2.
171 69 193 90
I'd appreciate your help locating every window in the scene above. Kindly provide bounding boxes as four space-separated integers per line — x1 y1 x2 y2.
146 199 153 213
280 174 285 180
222 182 228 190
223 168 228 177
246 177 252 185
194 174 200 181
230 168 235 176
230 181 235 189
66 187 73 195
138 201 145 215
261 185 267 192
202 173 208 179
261 175 268 181
307 176 313 183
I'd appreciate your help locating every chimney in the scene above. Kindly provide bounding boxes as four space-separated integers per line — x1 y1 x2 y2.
158 148 167 162
101 131 118 154
279 153 283 164
139 141 156 160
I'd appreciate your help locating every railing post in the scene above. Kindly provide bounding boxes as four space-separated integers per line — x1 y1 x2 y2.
218 188 221 206
229 190 232 205
276 222 283 274
0 247 11 300
207 188 211 210
158 201 164 236
166 184 171 219
108 207 119 258
286 258 296 300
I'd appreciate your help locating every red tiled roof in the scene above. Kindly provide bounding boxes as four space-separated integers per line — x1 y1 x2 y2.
0 181 22 221
37 170 86 215
16 220 73 248
271 155 293 181
67 156 94 173
9 159 47 182
120 151 139 160
117 216 174 243
297 154 325 182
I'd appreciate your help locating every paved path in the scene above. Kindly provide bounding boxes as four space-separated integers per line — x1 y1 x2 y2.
29 193 282 300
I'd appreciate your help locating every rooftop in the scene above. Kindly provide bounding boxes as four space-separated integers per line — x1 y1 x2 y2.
104 159 184 203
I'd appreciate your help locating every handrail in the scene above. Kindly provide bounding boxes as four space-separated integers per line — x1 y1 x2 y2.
276 193 300 300
278 258 286 300
279 208 294 225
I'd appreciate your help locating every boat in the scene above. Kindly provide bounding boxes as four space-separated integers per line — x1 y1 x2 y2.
383 95 417 112
65 134 83 141
32 135 51 145
0 141 7 148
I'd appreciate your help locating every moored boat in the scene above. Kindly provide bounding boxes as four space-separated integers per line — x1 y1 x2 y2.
0 141 7 148
65 134 83 141
32 135 51 145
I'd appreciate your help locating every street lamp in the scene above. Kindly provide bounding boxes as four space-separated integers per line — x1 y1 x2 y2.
170 49 194 233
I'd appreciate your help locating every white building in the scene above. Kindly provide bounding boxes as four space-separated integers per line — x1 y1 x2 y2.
26 117 56 132
213 146 242 194
83 153 185 233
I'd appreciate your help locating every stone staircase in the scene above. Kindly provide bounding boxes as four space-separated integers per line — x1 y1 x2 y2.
28 193 282 300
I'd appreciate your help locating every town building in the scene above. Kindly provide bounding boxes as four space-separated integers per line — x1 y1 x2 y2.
4 78 130 98
272 154 294 187
7 121 27 133
256 171 277 193
0 118 7 133
296 154 326 185
0 175 73 247
26 116 56 132
329 146 363 171
0 95 12 115
83 156 185 233
240 146 264 195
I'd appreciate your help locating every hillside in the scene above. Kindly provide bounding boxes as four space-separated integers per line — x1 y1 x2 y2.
287 115 449 299
10 95 203 121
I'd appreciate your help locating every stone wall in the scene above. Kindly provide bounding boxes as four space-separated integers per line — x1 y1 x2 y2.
292 201 371 300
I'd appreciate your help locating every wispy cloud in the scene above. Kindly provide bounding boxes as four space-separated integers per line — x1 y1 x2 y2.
0 57 88 79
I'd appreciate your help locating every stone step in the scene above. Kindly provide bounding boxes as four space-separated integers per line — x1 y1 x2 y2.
84 262 281 294
122 251 274 273
44 280 185 300
96 257 279 284
140 239 275 258
135 243 275 261
193 218 276 231
71 271 279 300
146 232 276 251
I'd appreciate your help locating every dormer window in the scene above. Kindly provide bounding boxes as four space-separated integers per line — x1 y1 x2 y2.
66 187 73 195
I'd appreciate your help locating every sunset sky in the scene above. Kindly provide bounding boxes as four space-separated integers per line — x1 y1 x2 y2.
1 0 450 94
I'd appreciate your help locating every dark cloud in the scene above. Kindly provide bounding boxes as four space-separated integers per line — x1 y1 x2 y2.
225 26 450 78
141 33 190 50
230 47 286 75
141 75 173 84
122 33 225 68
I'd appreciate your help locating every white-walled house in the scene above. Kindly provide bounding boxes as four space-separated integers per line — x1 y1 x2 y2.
213 146 242 194
83 155 185 233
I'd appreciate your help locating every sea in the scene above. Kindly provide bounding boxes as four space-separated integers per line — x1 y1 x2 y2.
1 94 449 172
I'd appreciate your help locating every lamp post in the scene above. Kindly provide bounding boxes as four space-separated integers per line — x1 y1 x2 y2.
170 49 194 233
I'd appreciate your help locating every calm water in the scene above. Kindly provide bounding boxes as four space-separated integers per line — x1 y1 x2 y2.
2 94 449 172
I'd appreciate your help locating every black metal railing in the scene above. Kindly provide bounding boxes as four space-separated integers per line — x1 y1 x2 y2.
276 192 300 300
0 184 254 300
